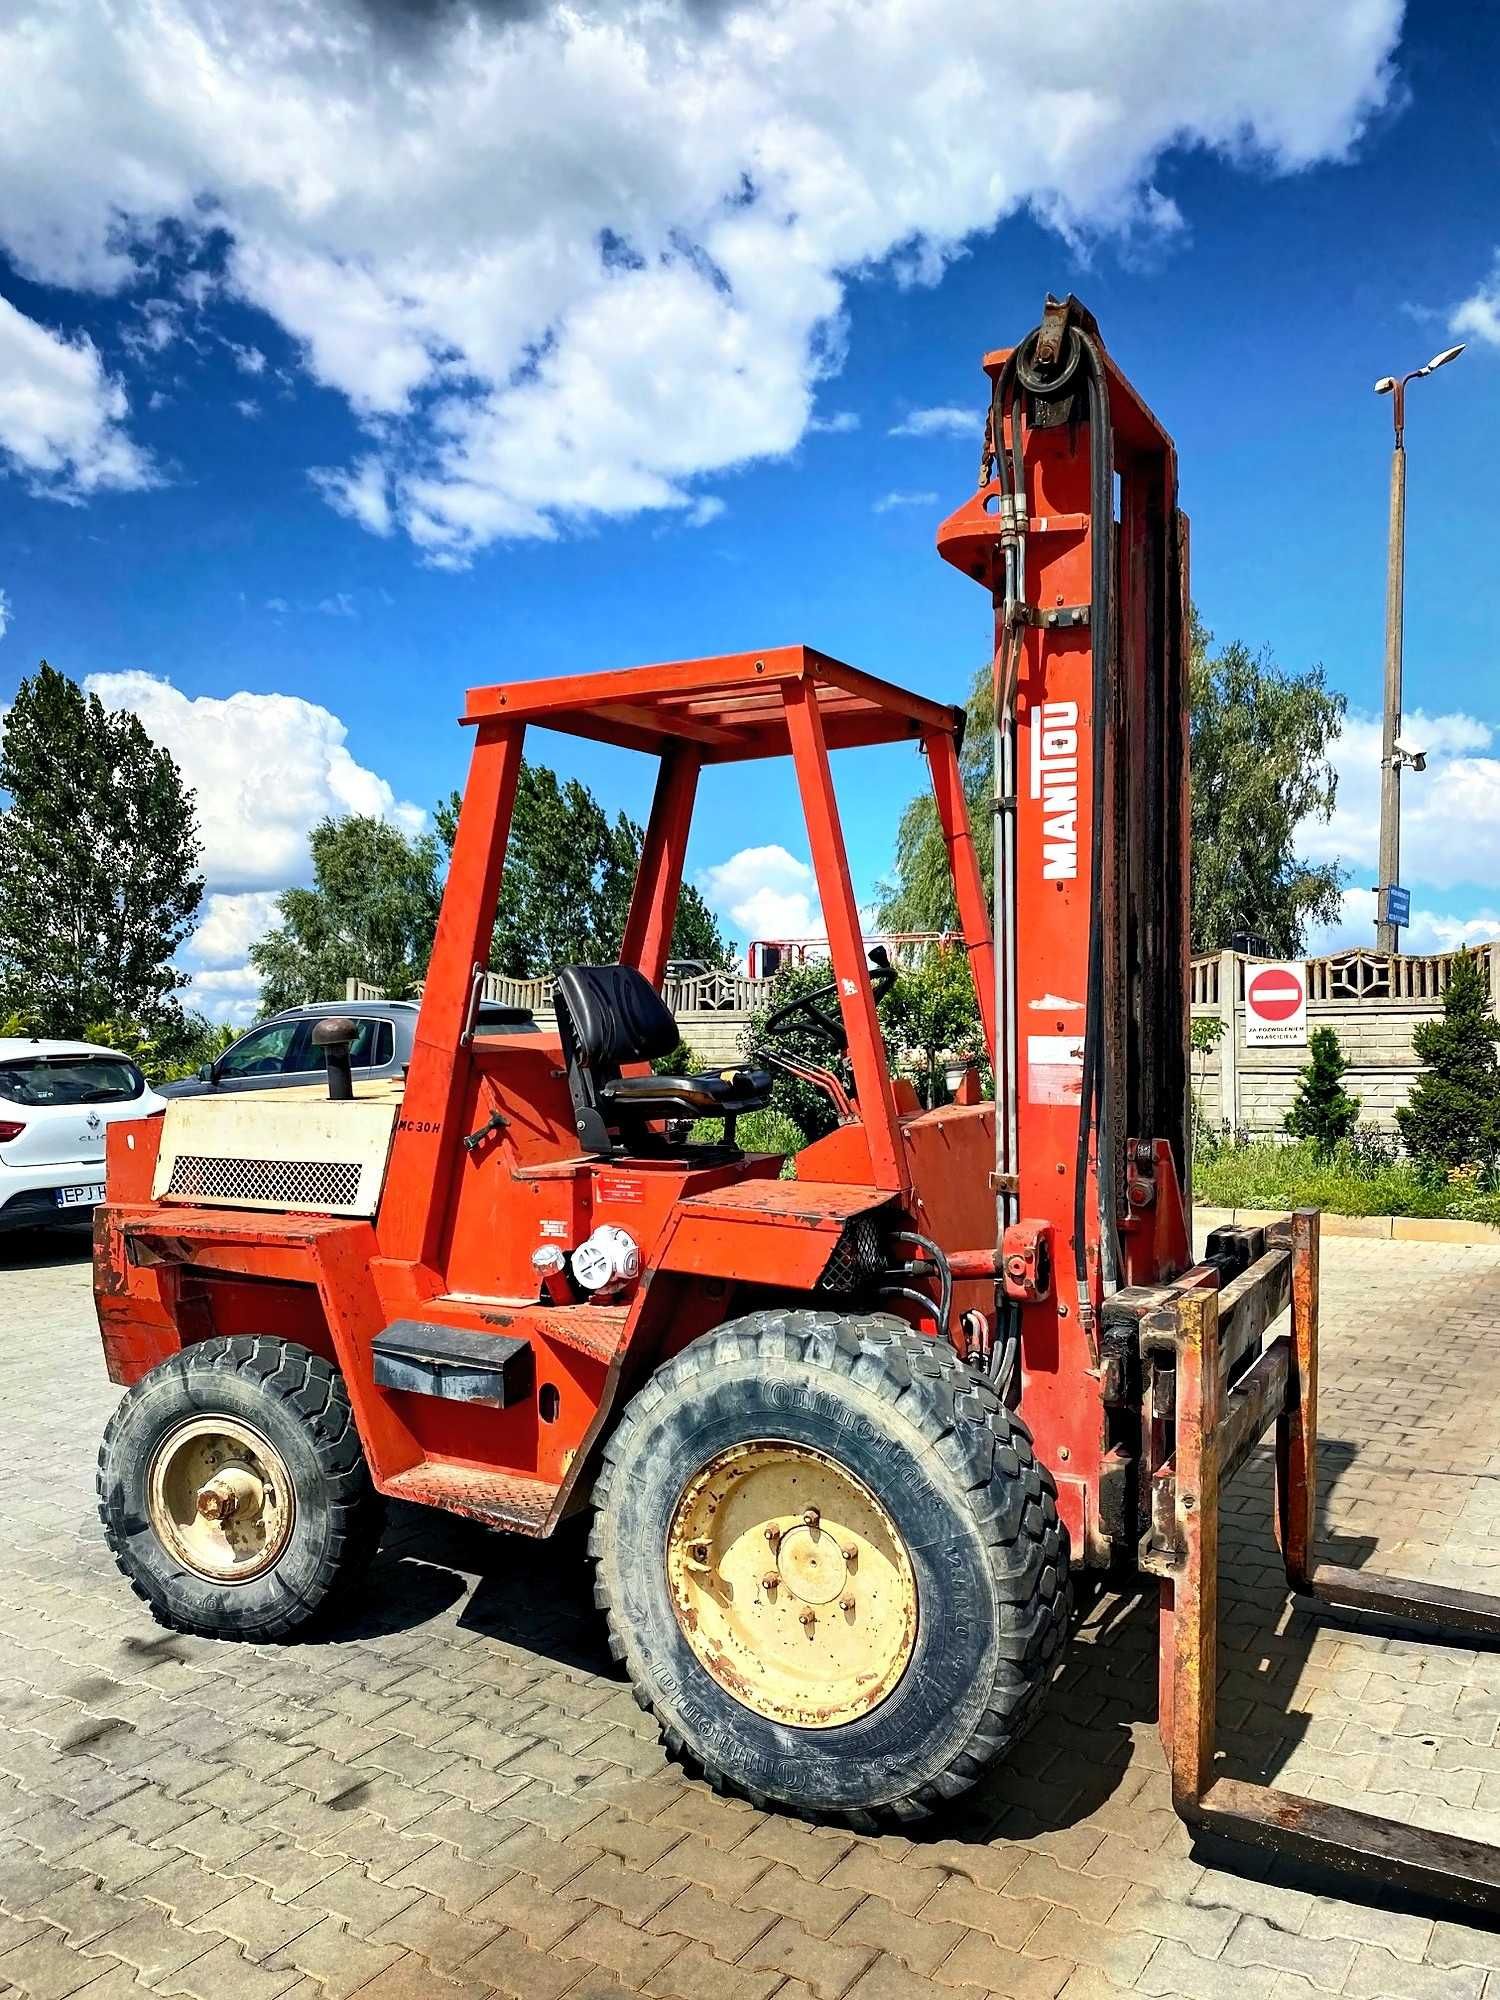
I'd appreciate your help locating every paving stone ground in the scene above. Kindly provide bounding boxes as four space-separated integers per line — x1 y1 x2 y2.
4 1227 1500 1999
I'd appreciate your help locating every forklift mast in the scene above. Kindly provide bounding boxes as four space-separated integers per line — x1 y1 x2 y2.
937 294 1194 1561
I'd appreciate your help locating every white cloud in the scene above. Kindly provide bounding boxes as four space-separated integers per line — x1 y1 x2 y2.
84 670 425 895
228 341 267 375
317 591 357 618
311 455 393 537
0 0 1401 554
1453 255 1500 347
187 890 282 968
233 396 260 420
890 406 975 439
1310 886 1500 957
0 589 9 641
809 411 860 435
0 293 155 497
181 894 277 1022
182 961 264 1025
1300 707 1500 891
700 844 821 945
122 297 182 360
874 489 938 512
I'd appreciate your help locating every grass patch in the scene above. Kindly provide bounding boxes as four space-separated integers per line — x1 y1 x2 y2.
1195 1138 1500 1225
690 1106 806 1171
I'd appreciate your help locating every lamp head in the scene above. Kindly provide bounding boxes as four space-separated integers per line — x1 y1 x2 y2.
1424 344 1465 373
1374 375 1397 394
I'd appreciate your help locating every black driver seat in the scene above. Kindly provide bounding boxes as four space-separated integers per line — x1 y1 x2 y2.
553 963 772 1155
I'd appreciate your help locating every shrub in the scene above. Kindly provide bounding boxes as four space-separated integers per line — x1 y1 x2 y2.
1193 1135 1500 1226
1284 1027 1360 1155
746 963 853 1141
1343 1122 1397 1173
878 941 985 1108
1396 949 1500 1170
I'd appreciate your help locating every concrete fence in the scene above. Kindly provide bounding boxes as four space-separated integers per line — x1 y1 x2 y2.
1189 945 1499 1136
354 942 1498 1133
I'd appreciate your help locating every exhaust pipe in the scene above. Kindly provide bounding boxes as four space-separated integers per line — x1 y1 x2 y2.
311 1016 358 1101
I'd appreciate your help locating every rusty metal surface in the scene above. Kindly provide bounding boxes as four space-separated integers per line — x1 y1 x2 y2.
1307 1560 1500 1638
1217 1334 1290 1488
1162 1286 1219 1811
1160 1204 1500 1914
382 1461 554 1536
671 1179 886 1228
1195 1776 1500 1915
1215 1245 1291 1384
1275 1207 1320 1590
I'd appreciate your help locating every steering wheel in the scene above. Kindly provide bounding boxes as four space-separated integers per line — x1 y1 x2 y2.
763 948 898 1052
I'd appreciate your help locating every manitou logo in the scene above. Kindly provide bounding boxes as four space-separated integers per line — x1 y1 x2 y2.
1030 700 1080 880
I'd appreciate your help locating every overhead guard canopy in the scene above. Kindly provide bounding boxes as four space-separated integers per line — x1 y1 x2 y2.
462 644 962 764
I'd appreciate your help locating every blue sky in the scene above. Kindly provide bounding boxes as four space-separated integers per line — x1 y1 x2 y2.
2 0 1497 1019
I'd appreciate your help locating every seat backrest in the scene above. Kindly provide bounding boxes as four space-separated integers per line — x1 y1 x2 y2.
554 964 680 1073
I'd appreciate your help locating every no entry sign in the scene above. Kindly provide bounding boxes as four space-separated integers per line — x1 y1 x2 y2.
1245 961 1308 1047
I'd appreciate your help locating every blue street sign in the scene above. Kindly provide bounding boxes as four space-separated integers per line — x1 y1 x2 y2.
1384 885 1411 928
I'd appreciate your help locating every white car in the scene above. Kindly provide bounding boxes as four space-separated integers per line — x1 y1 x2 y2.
0 1038 165 1233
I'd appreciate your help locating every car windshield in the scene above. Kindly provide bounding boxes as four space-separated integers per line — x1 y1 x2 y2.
0 1055 143 1106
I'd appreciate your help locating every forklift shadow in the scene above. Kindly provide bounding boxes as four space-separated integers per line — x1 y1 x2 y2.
0 1225 94 1272
324 1500 610 1672
905 1440 1389 1854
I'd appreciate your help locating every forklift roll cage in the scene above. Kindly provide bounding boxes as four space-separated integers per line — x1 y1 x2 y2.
93 296 1500 1914
397 645 993 1258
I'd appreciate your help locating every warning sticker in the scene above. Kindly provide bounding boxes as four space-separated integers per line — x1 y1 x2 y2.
597 1173 645 1205
1027 1033 1085 1105
539 1219 569 1239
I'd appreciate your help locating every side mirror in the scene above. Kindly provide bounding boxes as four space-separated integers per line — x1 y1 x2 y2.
197 1062 214 1082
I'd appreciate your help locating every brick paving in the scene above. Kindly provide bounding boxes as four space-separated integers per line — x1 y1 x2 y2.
3 1228 1500 1998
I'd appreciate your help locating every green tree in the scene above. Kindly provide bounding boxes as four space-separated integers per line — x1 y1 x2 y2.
1395 949 1500 1169
878 664 992 933
1284 1026 1361 1155
435 762 731 976
249 814 443 1011
876 621 1347 957
1189 622 1346 953
746 962 860 1142
0 661 203 1035
74 1010 236 1086
880 941 985 1107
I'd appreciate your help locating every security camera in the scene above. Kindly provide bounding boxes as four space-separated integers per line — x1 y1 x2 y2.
1393 735 1427 772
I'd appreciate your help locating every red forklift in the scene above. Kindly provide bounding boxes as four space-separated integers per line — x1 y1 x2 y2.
94 298 1500 1906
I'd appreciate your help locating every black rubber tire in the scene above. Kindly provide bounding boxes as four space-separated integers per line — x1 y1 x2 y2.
590 1309 1071 1824
97 1335 384 1641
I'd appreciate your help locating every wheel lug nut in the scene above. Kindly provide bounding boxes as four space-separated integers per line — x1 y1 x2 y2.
802 1507 820 1530
800 1609 816 1629
764 1525 782 1549
840 1595 856 1614
841 1543 858 1563
762 1572 778 1592
691 1542 709 1562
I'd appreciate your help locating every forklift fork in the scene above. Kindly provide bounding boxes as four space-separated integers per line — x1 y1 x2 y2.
1145 1207 1500 1913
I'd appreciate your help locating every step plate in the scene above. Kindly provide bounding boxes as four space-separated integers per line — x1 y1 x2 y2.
372 1320 532 1408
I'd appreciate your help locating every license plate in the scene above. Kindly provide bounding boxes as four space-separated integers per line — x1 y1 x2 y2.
55 1183 105 1209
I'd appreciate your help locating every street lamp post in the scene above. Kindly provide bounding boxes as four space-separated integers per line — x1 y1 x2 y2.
1372 344 1464 954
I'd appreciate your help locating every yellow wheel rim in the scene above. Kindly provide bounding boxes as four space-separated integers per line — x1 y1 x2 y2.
666 1441 918 1728
146 1415 295 1585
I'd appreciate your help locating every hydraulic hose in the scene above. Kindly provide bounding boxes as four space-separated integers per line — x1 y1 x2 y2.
986 350 1025 1398
1009 314 1122 1308
890 1229 953 1334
